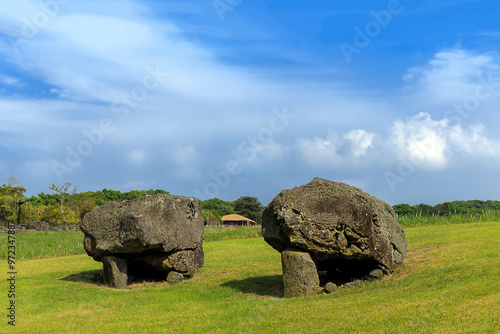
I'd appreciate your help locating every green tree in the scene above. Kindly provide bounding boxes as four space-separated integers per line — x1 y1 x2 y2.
417 203 433 215
201 198 235 217
101 189 123 202
146 189 169 196
202 209 222 226
34 192 58 206
393 204 419 216
49 182 79 213
69 192 98 219
233 196 263 223
0 177 28 222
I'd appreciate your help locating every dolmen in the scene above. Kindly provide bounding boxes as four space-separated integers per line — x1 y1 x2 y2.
80 194 204 289
262 178 407 298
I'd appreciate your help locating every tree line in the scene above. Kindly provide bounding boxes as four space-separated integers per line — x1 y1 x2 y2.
0 177 264 226
3 176 498 226
393 200 500 217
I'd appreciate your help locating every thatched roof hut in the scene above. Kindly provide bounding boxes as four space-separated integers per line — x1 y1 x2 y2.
221 214 256 227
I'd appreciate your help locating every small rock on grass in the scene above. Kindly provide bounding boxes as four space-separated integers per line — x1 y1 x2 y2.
167 271 184 284
324 282 338 294
369 269 384 280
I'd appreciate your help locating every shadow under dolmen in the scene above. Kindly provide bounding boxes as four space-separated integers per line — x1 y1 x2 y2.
221 275 283 298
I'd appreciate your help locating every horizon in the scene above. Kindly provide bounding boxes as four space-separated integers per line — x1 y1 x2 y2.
1 1 500 207
9 178 500 208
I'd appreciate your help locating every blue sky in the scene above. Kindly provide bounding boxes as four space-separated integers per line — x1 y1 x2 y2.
1 0 500 205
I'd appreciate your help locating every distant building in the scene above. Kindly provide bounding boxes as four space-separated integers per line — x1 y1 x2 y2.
221 214 256 227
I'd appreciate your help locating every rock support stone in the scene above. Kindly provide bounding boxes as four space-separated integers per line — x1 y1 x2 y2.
281 249 320 298
102 256 128 289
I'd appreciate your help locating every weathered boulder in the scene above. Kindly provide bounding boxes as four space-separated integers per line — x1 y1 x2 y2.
31 221 49 232
70 222 79 230
63 222 79 231
26 221 37 230
80 194 204 288
262 178 407 291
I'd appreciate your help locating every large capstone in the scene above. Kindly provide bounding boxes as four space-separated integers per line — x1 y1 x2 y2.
262 178 407 294
80 194 204 288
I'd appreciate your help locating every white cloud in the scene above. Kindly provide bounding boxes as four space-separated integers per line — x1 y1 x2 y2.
344 129 375 158
389 112 500 169
297 129 377 167
54 14 161 55
0 4 277 105
0 74 21 86
297 131 341 167
388 113 449 169
297 112 500 171
49 88 71 99
448 123 500 157
403 48 500 106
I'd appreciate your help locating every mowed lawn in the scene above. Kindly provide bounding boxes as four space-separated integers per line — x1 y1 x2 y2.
3 222 500 333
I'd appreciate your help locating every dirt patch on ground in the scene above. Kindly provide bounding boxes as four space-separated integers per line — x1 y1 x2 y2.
405 245 447 263
387 245 447 282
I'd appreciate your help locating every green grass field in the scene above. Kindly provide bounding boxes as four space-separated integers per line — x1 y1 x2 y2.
2 223 499 333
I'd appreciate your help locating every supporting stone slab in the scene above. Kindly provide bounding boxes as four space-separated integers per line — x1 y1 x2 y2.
281 249 320 298
102 255 128 289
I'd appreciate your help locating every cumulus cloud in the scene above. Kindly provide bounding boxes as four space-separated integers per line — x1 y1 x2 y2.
296 129 377 167
344 129 376 158
297 131 340 167
448 123 500 157
297 112 500 171
391 112 500 165
388 112 449 169
403 48 500 105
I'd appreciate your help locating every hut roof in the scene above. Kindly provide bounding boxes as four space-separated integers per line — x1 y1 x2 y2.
221 214 256 224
